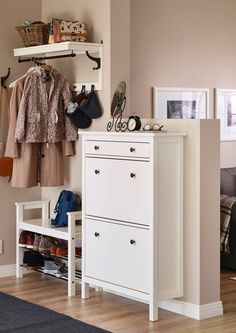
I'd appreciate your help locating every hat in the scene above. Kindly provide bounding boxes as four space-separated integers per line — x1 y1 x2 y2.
66 106 92 129
79 89 102 119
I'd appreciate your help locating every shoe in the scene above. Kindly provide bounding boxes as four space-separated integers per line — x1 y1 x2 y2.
32 234 41 251
56 247 68 256
43 259 60 274
76 247 82 256
19 231 30 247
76 258 82 271
22 251 44 268
52 238 67 248
22 251 31 267
50 246 57 255
26 232 35 249
38 236 52 253
56 263 68 278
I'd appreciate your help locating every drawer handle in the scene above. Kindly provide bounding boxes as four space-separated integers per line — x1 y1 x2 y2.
95 169 100 175
130 173 136 178
130 147 136 153
94 232 100 238
130 239 136 245
94 145 100 151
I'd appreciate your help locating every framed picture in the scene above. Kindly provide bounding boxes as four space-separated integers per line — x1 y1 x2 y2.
215 89 236 141
153 87 209 119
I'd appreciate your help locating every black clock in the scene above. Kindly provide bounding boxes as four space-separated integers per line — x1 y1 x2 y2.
127 115 141 131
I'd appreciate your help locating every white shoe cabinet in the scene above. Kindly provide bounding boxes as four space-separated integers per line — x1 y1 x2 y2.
81 132 185 321
15 200 82 296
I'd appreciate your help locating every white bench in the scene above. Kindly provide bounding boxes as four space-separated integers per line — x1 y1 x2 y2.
15 200 82 296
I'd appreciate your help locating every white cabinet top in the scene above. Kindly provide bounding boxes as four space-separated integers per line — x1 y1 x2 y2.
79 131 186 138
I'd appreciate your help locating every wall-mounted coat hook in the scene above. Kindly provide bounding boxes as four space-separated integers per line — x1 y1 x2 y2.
1 68 11 88
86 51 101 70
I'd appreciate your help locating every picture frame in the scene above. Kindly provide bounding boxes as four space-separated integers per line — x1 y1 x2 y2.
215 89 236 141
152 87 209 119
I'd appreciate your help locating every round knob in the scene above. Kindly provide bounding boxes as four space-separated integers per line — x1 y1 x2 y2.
94 145 100 151
130 173 136 178
130 239 136 245
130 147 135 153
95 169 100 175
94 232 100 237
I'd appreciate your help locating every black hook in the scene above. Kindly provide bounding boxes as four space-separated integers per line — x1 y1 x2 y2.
86 51 101 70
91 84 95 91
1 68 11 88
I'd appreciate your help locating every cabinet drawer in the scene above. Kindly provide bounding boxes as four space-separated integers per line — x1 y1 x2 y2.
85 219 150 293
85 140 150 159
85 157 152 225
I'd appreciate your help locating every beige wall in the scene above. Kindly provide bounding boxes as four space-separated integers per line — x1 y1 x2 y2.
0 0 42 266
130 0 236 168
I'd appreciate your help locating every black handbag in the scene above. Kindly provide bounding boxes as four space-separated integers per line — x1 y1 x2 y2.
65 87 92 129
79 85 102 119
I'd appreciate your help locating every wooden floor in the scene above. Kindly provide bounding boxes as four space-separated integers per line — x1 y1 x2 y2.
0 270 236 332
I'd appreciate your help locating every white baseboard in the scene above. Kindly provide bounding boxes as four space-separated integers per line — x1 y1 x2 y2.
104 288 223 320
159 299 223 320
0 264 16 278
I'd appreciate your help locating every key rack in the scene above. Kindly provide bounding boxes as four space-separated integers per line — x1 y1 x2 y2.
14 41 103 91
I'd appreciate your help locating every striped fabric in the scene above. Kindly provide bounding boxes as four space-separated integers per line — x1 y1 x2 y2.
221 194 236 254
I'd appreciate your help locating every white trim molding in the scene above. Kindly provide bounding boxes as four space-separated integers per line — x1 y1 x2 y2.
105 288 223 321
0 264 16 278
159 299 223 320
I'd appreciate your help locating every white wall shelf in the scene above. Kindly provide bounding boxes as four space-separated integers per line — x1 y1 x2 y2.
13 42 103 91
13 41 103 58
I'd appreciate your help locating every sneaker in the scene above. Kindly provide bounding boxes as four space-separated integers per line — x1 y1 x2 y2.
32 234 41 251
26 232 35 249
43 259 60 274
19 231 30 247
38 236 52 253
56 263 68 278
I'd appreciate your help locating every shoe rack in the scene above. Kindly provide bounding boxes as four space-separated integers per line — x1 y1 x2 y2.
15 200 82 296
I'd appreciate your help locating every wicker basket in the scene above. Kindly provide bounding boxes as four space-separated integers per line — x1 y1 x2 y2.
16 23 50 47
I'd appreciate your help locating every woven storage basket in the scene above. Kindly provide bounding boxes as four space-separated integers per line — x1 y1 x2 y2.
16 23 50 47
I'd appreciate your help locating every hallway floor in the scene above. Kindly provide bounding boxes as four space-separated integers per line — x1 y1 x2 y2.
0 270 235 332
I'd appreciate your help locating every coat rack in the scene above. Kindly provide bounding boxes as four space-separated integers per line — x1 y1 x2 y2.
18 51 101 70
1 68 11 88
14 41 103 91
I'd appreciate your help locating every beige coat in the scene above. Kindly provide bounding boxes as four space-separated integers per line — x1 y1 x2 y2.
5 75 76 188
